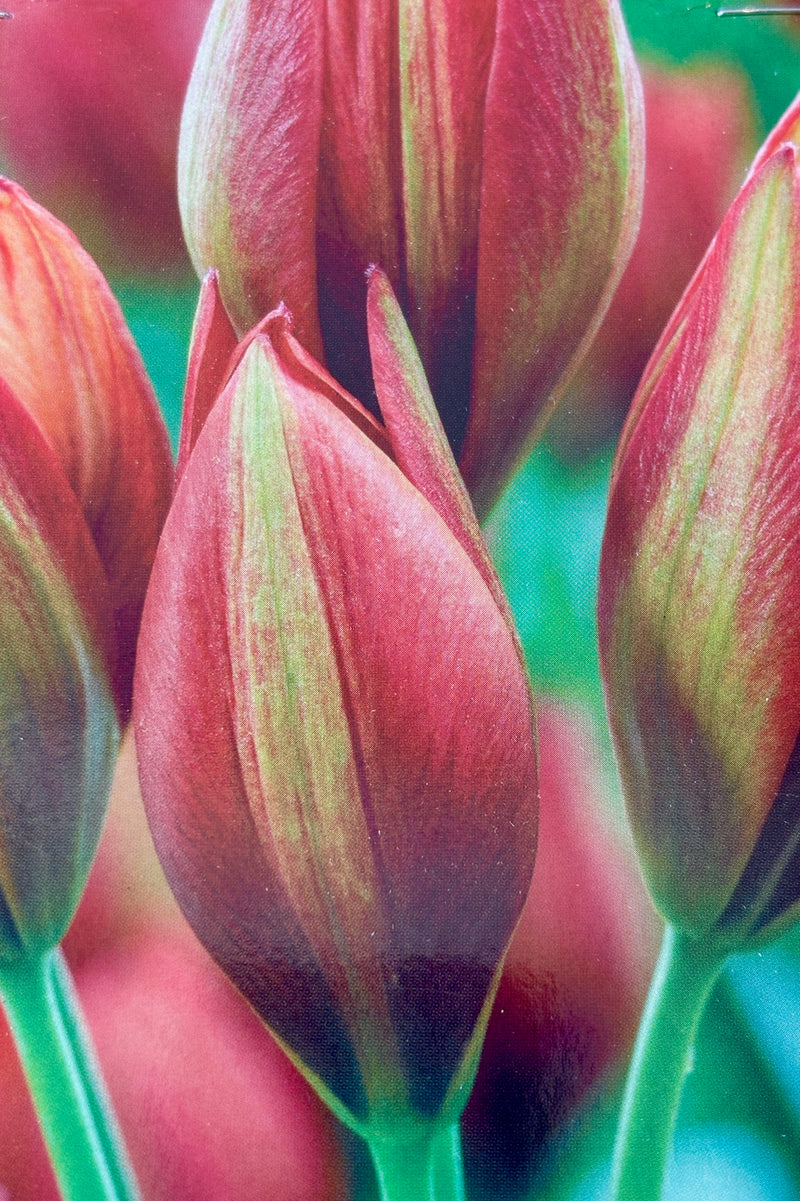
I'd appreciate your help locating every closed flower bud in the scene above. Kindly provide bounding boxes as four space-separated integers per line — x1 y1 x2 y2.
598 95 800 947
178 0 644 516
134 272 537 1146
0 182 173 960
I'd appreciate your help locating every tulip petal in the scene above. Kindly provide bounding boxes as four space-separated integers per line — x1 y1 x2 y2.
136 329 536 1134
177 270 239 485
314 0 403 401
366 266 512 626
397 0 496 439
0 379 118 958
0 180 173 711
599 146 800 932
178 0 325 346
462 0 644 517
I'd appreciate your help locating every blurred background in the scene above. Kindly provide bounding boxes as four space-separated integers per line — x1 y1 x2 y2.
0 2 799 1199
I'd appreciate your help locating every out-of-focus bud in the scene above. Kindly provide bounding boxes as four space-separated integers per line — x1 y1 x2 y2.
0 933 349 1201
134 272 537 1152
178 0 644 517
598 93 800 947
0 181 173 961
463 703 659 1198
0 0 211 273
0 180 174 711
554 62 756 455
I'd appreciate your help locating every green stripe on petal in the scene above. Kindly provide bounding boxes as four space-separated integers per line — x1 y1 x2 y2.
224 339 408 1127
0 478 118 960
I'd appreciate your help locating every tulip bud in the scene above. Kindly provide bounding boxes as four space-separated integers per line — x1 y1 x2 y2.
0 180 174 712
178 0 644 516
0 181 173 960
598 95 800 946
134 277 537 1146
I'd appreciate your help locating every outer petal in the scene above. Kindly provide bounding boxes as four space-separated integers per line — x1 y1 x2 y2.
0 380 118 960
462 0 645 518
314 0 403 402
135 332 537 1136
0 180 173 711
177 270 239 485
178 0 325 344
366 266 512 627
395 0 496 441
616 88 800 470
598 146 800 933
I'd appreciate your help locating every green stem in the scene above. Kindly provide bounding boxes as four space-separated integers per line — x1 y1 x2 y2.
610 924 725 1201
0 948 141 1201
368 1123 466 1201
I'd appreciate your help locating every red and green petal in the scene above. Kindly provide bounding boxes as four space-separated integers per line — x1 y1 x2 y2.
177 269 239 485
0 380 119 959
397 0 495 378
178 0 325 346
462 0 644 518
0 180 173 712
599 145 800 933
135 324 536 1137
366 266 513 628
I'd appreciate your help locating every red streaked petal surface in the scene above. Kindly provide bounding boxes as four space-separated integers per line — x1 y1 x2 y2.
314 0 402 401
616 88 800 472
135 330 537 1134
0 380 118 957
177 270 239 485
0 180 173 710
366 266 511 625
397 0 495 366
462 0 644 518
178 0 325 345
599 146 800 933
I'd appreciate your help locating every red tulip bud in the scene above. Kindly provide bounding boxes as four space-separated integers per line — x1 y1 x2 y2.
599 93 800 945
134 276 537 1143
0 182 173 959
178 0 644 516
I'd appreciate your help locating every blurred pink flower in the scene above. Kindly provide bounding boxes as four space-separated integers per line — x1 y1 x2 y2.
0 932 349 1201
0 0 211 273
555 63 755 454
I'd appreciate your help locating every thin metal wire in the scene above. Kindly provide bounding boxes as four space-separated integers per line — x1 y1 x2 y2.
717 2 800 11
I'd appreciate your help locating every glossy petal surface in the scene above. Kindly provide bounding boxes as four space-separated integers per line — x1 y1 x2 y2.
461 0 644 516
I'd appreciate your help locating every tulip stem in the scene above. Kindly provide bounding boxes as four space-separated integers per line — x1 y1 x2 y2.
610 923 726 1201
367 1122 466 1201
0 947 142 1201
